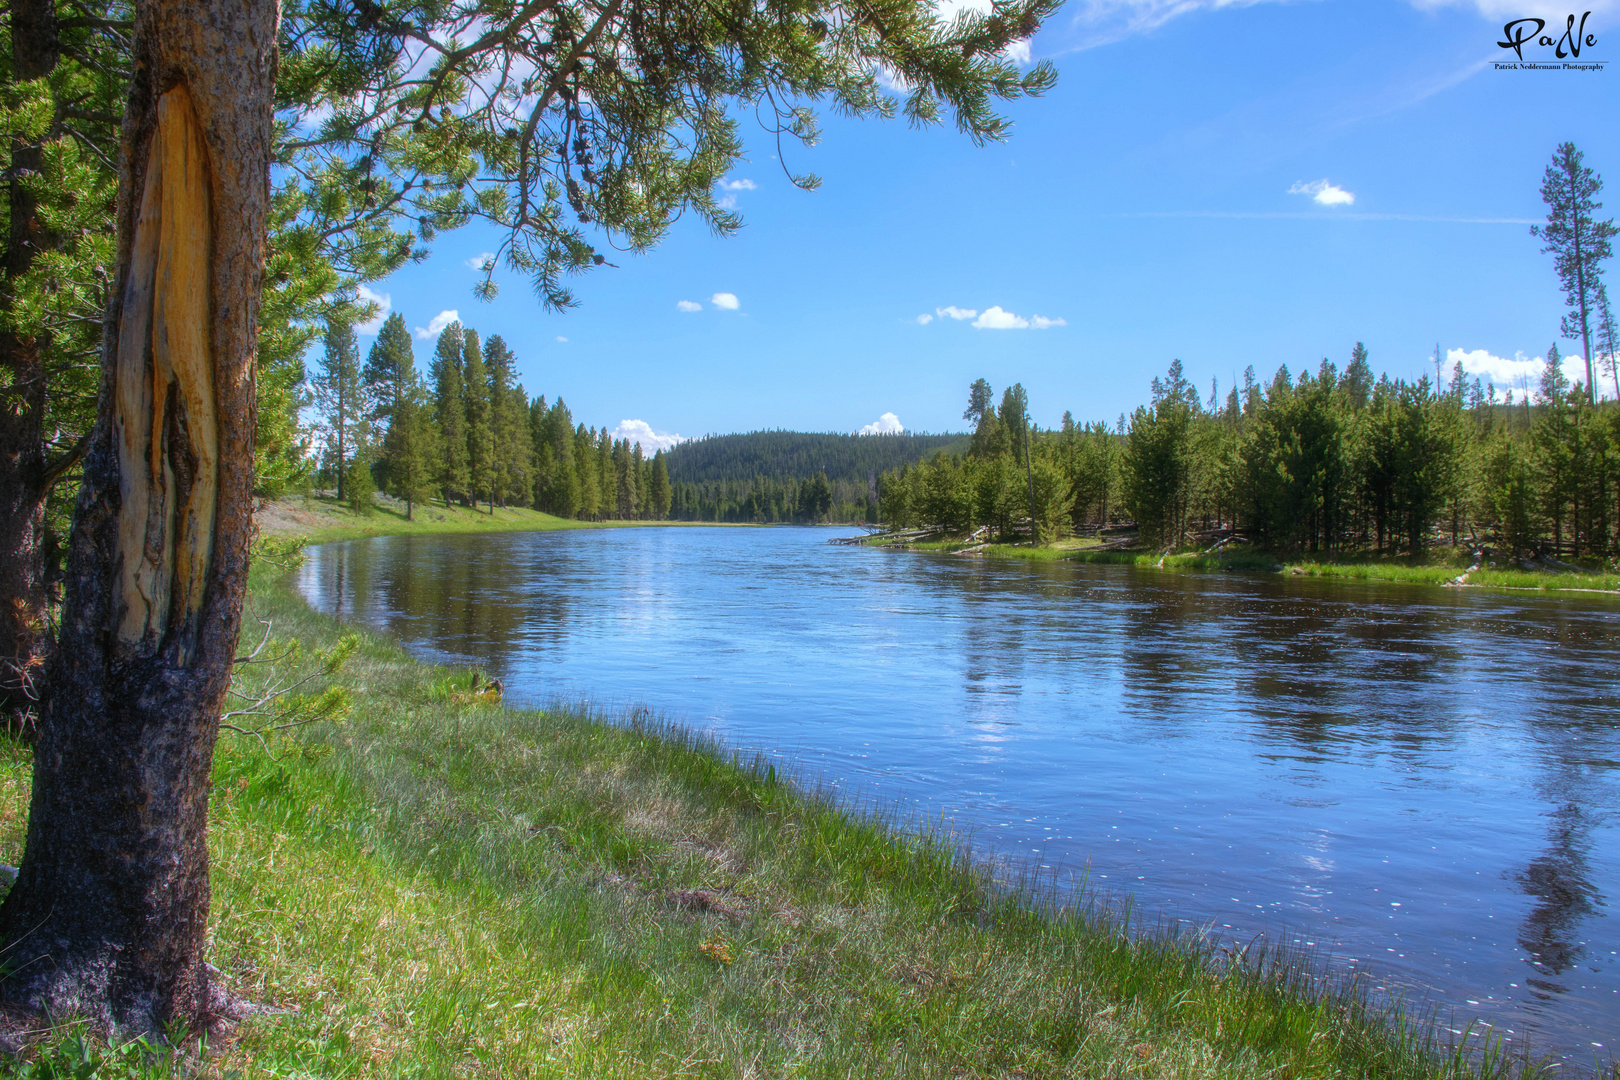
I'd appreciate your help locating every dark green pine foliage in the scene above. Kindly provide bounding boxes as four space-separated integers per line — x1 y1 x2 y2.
483 335 531 507
363 313 415 423
312 317 365 504
874 347 1620 560
382 370 439 520
431 323 470 506
462 327 493 512
649 450 672 518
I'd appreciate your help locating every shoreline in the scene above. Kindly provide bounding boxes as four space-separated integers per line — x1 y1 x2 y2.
0 503 1538 1075
854 532 1620 596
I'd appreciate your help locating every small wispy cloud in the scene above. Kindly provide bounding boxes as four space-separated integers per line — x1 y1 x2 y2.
465 251 496 272
974 306 1068 330
556 336 568 343
354 284 392 335
711 292 740 310
858 412 905 435
612 419 686 453
1290 179 1356 207
415 309 459 340
677 300 703 313
719 178 757 192
924 304 1065 330
974 306 1029 330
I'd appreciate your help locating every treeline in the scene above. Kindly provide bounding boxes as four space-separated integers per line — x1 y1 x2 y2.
314 314 673 521
664 431 963 484
880 349 1620 559
661 430 963 524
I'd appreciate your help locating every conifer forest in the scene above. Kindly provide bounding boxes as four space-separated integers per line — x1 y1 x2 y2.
880 353 1620 558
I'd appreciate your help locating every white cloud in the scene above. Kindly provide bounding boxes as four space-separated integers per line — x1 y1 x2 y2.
414 309 459 340
936 305 978 320
718 195 738 210
556 336 568 343
1290 179 1356 207
1003 38 1033 64
1030 315 1068 329
612 419 685 453
677 300 703 313
858 412 905 436
354 284 391 335
465 251 496 272
915 313 935 325
973 306 1030 330
719 178 757 191
711 292 740 310
1449 347 1605 399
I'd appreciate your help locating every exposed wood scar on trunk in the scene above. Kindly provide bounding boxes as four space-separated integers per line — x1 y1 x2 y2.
113 85 216 664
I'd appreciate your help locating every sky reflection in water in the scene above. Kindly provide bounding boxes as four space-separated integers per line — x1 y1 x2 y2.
297 526 1620 1062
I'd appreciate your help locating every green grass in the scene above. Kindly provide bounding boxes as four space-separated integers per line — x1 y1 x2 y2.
867 530 1619 594
259 493 756 547
0 513 1562 1077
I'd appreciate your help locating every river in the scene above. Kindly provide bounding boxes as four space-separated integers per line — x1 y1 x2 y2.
295 525 1620 1063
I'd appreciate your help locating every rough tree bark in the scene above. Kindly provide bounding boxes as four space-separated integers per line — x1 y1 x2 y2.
0 0 278 1034
0 0 62 734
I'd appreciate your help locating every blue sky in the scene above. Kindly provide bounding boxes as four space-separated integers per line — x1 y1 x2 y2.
356 0 1620 448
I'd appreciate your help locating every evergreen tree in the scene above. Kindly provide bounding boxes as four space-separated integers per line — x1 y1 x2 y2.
382 373 439 520
597 428 618 518
575 423 600 520
1534 142 1617 406
312 317 364 502
1125 361 1197 548
363 312 414 421
463 326 494 511
483 335 530 507
1343 342 1374 412
1533 345 1575 554
431 322 470 505
650 450 673 518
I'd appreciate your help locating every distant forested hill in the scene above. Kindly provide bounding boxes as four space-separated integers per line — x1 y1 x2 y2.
664 431 966 485
662 430 967 524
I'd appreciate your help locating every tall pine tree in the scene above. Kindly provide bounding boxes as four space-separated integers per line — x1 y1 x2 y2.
463 326 494 511
313 317 364 502
431 322 470 506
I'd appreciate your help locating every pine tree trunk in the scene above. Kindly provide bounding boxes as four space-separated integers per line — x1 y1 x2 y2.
0 0 61 734
0 0 277 1035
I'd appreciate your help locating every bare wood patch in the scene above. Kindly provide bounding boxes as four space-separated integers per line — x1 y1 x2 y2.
113 85 216 663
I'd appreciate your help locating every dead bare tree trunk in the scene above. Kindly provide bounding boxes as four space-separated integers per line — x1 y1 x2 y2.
0 0 277 1035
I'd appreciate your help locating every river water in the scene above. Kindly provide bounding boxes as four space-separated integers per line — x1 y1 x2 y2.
295 526 1620 1063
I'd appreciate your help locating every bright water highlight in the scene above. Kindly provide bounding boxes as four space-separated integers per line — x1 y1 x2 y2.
297 525 1620 1063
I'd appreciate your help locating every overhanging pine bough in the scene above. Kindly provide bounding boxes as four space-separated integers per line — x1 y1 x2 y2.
277 0 1059 310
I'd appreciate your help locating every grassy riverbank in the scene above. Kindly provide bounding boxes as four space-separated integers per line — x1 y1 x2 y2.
0 512 1533 1077
880 534 1620 593
257 492 757 546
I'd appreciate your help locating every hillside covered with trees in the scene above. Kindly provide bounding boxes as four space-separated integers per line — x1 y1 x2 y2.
662 431 965 524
